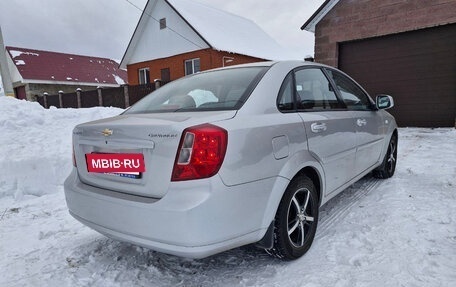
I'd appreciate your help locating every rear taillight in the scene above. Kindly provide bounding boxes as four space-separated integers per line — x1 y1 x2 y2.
172 124 227 181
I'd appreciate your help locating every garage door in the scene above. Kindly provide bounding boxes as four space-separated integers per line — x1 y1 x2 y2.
339 24 456 127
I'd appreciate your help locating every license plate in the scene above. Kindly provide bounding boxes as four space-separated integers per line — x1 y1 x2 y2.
86 153 146 176
103 172 141 179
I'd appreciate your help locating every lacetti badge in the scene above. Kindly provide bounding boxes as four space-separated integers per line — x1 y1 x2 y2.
101 128 113 137
86 153 145 173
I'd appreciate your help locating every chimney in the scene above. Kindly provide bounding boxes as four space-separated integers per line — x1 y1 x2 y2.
0 26 14 97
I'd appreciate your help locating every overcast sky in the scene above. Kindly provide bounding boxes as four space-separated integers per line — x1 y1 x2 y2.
0 0 323 61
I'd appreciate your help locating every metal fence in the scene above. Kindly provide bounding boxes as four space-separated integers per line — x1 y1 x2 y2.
128 83 156 106
36 82 160 109
81 90 99 108
62 92 78 108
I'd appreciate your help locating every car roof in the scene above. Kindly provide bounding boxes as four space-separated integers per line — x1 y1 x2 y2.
209 60 332 71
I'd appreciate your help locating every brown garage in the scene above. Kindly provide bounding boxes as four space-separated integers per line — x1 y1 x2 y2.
301 0 456 127
339 24 456 127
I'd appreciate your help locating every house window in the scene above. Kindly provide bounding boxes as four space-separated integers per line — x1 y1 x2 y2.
185 58 200 75
159 18 166 30
139 68 150 85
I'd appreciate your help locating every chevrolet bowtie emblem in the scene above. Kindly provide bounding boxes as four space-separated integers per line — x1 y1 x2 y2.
101 128 113 137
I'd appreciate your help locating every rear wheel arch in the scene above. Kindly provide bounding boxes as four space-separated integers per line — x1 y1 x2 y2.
267 173 320 259
294 166 322 206
374 130 398 179
257 165 323 251
392 129 398 141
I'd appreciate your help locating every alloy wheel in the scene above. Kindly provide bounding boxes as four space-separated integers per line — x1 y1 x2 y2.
287 188 315 248
387 139 397 174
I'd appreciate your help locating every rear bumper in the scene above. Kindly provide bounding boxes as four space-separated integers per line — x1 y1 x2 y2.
64 169 285 258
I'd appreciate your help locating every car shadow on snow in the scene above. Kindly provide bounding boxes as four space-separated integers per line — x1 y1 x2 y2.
65 175 379 286
66 237 285 286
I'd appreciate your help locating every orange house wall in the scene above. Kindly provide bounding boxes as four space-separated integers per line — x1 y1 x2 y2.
126 48 265 85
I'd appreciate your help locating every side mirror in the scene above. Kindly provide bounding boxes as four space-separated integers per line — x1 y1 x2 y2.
376 94 394 110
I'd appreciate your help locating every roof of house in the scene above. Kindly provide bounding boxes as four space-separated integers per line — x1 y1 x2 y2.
167 0 295 59
120 0 298 68
7 46 128 86
301 0 340 33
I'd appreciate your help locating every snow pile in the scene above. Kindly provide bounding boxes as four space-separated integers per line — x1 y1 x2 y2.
0 97 122 199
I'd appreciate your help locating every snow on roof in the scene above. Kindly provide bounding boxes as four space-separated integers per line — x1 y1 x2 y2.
9 50 40 58
6 46 128 86
113 74 126 85
167 0 299 60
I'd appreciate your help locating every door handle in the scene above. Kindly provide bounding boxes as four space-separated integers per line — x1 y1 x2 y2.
357 119 367 127
311 122 327 133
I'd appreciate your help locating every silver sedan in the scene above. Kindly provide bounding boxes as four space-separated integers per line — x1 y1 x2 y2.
64 61 397 260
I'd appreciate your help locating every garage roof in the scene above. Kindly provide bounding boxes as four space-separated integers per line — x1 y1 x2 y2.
301 0 340 32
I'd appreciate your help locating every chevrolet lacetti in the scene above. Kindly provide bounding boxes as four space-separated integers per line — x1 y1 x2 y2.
64 61 397 260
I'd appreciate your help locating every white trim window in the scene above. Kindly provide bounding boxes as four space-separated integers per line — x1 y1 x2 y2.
185 58 200 75
139 68 150 85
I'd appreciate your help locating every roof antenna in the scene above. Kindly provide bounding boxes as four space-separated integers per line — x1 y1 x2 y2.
304 55 314 62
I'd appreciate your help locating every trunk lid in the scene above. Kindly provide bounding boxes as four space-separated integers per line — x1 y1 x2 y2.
73 111 236 198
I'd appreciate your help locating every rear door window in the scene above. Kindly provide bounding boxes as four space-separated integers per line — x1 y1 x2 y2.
277 73 295 111
277 68 345 112
294 68 344 110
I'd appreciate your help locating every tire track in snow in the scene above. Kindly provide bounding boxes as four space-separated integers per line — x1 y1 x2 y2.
316 176 381 239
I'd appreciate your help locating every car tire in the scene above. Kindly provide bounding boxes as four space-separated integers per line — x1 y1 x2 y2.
267 175 319 260
373 134 397 179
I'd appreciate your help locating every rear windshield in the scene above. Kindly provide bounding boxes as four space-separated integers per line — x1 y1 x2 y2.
124 67 268 114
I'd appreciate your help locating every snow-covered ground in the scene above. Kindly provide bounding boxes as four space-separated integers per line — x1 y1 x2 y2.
0 97 455 286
